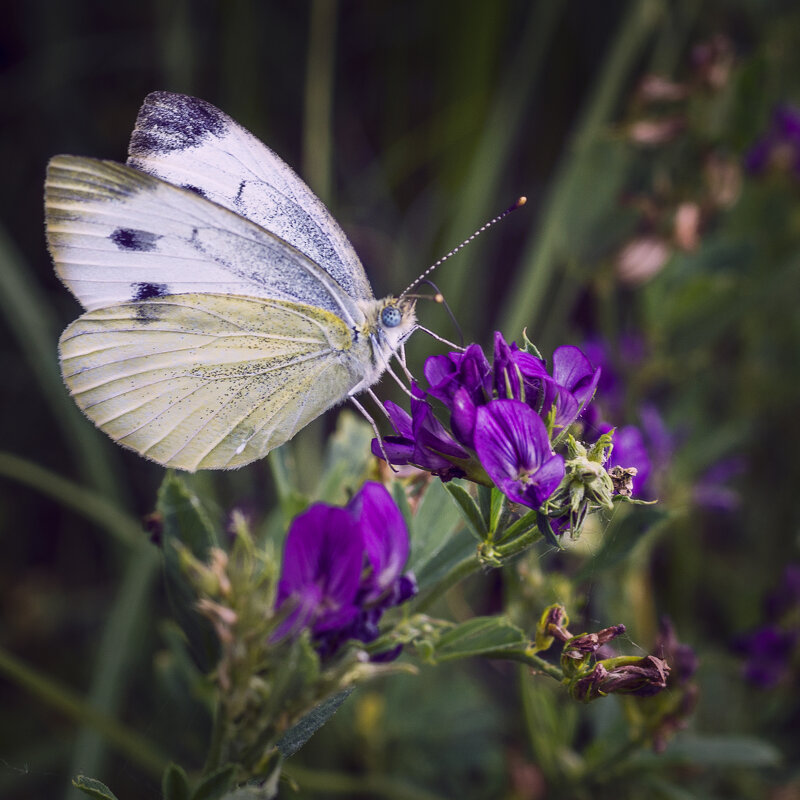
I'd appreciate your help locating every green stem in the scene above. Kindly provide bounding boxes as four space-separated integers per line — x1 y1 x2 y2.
495 527 543 559
303 0 338 203
0 452 142 548
494 509 538 544
412 554 481 613
501 0 664 338
481 648 564 682
202 697 226 776
0 645 168 777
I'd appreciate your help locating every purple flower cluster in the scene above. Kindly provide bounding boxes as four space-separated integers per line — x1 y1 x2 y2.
274 482 416 659
373 334 601 511
745 105 800 177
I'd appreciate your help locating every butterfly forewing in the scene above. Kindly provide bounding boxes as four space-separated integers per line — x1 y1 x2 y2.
45 156 363 327
126 91 373 301
59 294 369 470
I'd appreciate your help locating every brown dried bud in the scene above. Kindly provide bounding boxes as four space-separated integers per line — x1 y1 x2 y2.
609 465 638 497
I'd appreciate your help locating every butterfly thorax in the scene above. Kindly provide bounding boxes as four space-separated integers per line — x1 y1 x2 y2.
352 296 416 390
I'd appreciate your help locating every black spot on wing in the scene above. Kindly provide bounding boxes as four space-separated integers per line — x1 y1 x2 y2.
182 184 208 199
111 227 160 252
132 282 169 301
128 92 229 156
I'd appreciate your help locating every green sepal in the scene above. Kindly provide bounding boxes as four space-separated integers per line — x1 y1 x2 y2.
276 688 354 758
162 763 191 800
536 512 563 549
489 487 506 534
477 484 492 527
191 765 237 800
71 776 119 800
444 482 487 541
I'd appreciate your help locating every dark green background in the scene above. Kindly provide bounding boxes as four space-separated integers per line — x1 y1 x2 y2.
1 2 799 798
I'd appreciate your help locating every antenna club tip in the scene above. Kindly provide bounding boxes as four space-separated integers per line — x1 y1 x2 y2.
516 196 528 207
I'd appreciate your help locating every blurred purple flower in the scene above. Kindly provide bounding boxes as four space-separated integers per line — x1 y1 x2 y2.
474 400 565 509
737 564 800 688
738 626 798 688
745 105 800 176
274 482 416 658
693 457 744 512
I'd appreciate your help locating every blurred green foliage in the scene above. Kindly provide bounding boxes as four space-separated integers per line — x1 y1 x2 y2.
1 1 799 798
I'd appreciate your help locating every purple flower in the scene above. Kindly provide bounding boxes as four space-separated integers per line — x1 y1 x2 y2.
737 627 797 688
745 105 800 176
693 457 744 512
370 394 469 480
605 424 652 496
274 483 416 658
274 505 364 640
474 400 565 509
737 564 800 688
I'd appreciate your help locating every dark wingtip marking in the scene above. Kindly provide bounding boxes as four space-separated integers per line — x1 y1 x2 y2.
111 227 160 252
129 92 229 156
132 282 169 301
182 184 208 198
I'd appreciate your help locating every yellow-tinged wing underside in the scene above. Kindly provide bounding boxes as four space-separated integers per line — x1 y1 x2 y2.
59 293 366 471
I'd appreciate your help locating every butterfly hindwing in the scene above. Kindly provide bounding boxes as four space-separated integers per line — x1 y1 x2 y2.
59 293 369 470
126 91 373 301
45 155 363 328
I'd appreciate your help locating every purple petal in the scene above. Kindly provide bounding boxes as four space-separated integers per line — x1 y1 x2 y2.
552 345 602 412
474 400 564 509
275 505 364 635
349 482 410 600
384 400 413 438
450 386 478 448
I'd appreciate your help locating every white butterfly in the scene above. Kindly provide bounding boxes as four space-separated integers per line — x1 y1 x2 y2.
45 91 416 471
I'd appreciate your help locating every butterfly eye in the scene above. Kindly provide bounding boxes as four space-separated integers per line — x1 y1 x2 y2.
381 305 402 328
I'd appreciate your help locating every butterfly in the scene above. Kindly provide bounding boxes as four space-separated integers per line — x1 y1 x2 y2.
45 91 417 471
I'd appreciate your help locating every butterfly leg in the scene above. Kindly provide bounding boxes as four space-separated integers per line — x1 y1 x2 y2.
349 393 397 473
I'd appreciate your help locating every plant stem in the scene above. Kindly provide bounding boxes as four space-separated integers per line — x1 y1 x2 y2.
501 0 664 338
0 645 167 777
412 554 481 613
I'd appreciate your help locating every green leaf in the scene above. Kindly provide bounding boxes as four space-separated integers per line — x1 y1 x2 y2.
71 776 119 800
431 617 527 662
158 473 219 559
276 688 354 758
476 484 492 527
162 763 191 800
157 473 221 669
444 482 486 541
408 480 465 574
191 765 237 800
488 488 506 534
317 411 373 503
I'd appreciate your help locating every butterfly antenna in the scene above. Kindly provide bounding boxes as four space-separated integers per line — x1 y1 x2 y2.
419 279 464 347
400 196 527 297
